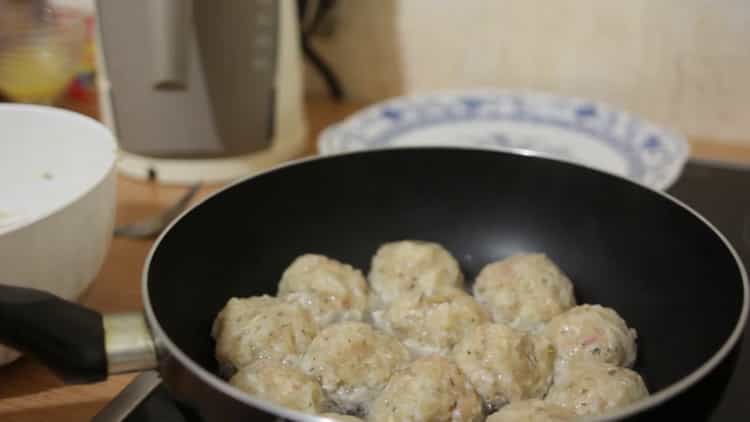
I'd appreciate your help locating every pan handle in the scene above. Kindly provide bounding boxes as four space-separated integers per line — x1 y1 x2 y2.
0 284 158 383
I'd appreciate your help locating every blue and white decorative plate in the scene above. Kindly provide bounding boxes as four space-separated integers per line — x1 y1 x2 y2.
318 90 689 190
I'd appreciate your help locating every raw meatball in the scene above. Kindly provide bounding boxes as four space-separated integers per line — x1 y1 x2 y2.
545 362 649 416
452 323 556 411
369 355 484 422
473 253 576 331
373 287 488 356
278 254 369 326
212 296 318 372
543 304 637 369
486 399 575 422
229 361 325 413
320 414 364 422
369 240 463 307
300 321 410 415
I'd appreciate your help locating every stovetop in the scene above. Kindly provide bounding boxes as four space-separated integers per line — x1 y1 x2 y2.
93 159 750 422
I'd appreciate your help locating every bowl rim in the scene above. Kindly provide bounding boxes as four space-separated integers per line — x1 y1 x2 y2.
0 104 116 236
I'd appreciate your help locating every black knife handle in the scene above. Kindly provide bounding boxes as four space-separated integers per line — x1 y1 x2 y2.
0 284 107 383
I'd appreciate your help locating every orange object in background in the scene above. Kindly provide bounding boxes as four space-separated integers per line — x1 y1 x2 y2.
64 12 97 103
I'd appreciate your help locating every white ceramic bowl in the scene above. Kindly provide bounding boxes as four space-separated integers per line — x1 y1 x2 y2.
0 104 117 365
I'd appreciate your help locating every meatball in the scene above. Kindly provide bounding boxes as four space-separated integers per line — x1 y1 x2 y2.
373 287 488 356
369 355 484 422
543 304 637 370
320 414 364 422
278 254 369 327
212 296 318 372
486 399 575 422
473 253 576 331
300 321 410 414
368 240 463 307
545 362 649 416
229 361 325 413
452 323 556 411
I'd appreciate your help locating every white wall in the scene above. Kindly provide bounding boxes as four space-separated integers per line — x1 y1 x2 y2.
306 0 750 144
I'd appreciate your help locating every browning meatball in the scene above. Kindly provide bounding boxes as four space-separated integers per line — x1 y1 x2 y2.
319 414 364 422
486 399 575 422
229 361 325 414
452 323 556 411
373 287 488 356
212 296 318 373
473 253 576 331
300 321 410 415
545 361 649 416
278 254 369 327
369 240 463 307
543 304 637 370
369 355 484 422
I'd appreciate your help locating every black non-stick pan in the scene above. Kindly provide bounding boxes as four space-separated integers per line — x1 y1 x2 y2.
1 148 747 421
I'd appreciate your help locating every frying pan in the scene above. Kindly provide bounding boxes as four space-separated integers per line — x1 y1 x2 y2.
0 148 747 421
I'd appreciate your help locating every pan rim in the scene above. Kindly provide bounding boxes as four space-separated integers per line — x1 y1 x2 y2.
142 146 749 422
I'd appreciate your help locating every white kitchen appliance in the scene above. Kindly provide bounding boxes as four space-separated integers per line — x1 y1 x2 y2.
94 0 307 184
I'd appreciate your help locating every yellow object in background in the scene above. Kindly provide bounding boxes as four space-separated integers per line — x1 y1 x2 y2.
0 40 77 104
0 3 86 105
77 16 97 75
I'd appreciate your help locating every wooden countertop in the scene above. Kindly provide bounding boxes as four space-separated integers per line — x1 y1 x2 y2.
0 96 749 421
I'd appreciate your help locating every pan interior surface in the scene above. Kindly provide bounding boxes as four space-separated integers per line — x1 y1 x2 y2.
147 148 745 401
